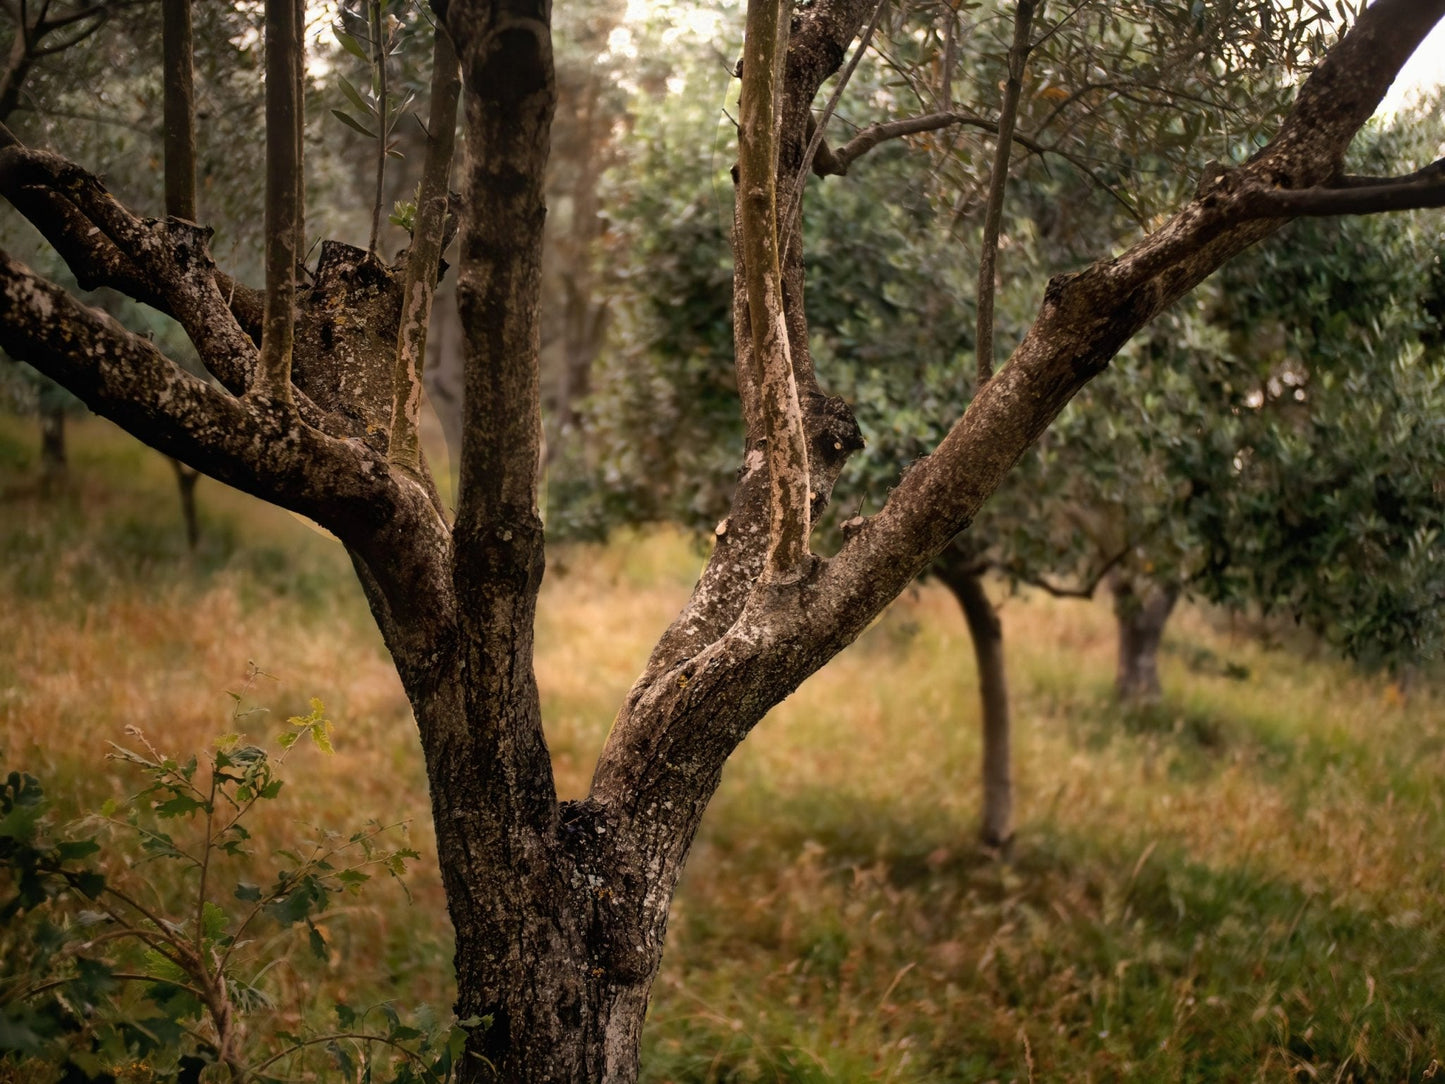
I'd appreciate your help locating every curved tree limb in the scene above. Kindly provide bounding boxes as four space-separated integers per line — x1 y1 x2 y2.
0 251 391 527
0 139 263 390
810 109 1043 176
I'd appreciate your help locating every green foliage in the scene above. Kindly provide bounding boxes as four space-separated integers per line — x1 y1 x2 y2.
0 671 465 1083
547 42 744 538
328 3 418 148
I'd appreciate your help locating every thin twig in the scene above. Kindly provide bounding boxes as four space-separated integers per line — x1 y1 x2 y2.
779 0 887 255
976 0 1039 389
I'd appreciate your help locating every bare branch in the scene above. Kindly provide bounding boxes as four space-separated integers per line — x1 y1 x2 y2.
813 109 1042 176
389 25 460 475
977 0 1038 388
1235 158 1445 217
938 7 958 113
368 0 387 255
162 0 195 220
257 0 302 403
780 0 886 245
1335 158 1445 188
32 0 107 32
995 545 1130 600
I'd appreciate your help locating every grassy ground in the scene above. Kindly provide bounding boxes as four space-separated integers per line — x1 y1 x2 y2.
2 413 1443 1082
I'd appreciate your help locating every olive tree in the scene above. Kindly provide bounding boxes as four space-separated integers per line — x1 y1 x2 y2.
2 0 1444 1077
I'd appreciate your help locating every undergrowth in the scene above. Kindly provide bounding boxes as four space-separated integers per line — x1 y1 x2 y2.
3 415 1443 1082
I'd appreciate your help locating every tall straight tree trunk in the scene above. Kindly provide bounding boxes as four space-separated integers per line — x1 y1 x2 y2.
934 545 1013 849
1110 573 1179 704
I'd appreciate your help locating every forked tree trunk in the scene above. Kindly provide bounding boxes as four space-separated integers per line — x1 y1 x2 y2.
934 548 1013 849
1110 574 1179 704
1 1 1433 1081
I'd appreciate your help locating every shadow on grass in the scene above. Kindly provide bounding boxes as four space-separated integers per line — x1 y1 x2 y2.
1 461 360 618
666 777 1445 1082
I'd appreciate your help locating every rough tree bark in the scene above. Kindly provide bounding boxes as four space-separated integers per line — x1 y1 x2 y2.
1111 572 1181 705
1 0 1443 1079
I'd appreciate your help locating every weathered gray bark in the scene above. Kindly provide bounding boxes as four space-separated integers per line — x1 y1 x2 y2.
1111 573 1180 704
1 2 1442 1080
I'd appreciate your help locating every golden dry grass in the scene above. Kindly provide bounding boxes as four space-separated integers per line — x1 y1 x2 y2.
2 414 1443 1081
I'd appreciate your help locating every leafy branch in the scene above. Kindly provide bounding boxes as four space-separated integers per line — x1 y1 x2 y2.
0 672 453 1083
332 1 418 255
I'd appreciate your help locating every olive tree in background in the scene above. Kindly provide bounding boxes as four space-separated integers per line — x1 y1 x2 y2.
572 10 1445 849
2 0 1444 1077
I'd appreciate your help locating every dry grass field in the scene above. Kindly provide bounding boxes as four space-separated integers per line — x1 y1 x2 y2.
2 414 1442 1081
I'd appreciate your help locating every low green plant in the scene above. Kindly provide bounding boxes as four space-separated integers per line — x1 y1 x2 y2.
0 669 472 1083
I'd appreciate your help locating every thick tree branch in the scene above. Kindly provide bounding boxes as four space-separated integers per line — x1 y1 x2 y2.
444 0 558 831
0 126 265 338
1236 169 1445 218
389 26 460 476
0 139 262 389
0 250 390 527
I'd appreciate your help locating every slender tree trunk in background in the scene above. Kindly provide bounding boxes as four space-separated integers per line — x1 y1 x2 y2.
1111 573 1179 704
169 457 201 551
0 32 34 123
38 404 66 494
934 545 1013 849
